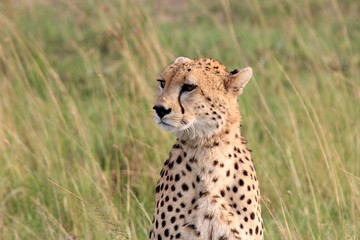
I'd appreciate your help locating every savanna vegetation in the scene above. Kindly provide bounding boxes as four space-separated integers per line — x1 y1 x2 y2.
0 0 359 239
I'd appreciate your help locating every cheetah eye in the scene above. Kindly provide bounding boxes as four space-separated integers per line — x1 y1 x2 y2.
182 84 197 92
157 79 165 89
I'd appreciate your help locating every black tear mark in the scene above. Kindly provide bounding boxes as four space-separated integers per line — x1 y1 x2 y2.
178 93 185 114
179 85 192 114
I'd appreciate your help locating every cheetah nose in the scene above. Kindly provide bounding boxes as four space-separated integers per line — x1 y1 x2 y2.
153 105 172 119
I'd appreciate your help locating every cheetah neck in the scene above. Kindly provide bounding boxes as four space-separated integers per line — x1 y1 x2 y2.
174 119 255 191
178 112 243 149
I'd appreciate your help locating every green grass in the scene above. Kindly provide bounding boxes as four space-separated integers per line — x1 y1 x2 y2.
0 0 359 239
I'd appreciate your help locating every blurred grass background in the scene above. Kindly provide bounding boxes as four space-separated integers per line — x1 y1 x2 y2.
0 0 359 239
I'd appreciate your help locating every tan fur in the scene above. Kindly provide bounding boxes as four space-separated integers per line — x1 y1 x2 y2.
150 57 263 240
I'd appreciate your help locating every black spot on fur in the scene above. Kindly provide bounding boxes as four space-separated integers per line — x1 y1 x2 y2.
176 156 182 164
182 183 189 191
220 190 225 197
186 164 192 172
239 179 244 186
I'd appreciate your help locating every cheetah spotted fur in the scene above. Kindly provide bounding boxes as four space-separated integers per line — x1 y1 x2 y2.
150 57 264 240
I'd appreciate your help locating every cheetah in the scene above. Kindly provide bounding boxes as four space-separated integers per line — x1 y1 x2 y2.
149 57 263 240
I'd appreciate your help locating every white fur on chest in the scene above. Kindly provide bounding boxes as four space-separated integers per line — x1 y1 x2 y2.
151 141 263 240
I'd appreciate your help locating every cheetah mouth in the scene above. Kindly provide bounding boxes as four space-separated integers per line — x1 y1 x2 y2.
158 120 176 130
159 121 172 127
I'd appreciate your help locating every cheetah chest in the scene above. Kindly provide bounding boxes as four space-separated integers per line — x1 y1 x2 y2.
150 142 263 240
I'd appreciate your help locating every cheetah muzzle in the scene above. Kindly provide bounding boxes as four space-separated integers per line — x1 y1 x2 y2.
150 57 264 240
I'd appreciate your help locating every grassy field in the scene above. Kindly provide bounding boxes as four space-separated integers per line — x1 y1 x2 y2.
0 0 359 239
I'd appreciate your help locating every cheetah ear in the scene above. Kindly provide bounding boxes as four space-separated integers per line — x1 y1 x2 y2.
174 57 191 64
225 67 252 95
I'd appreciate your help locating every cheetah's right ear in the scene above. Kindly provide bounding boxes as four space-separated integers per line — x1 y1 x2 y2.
173 57 191 64
225 67 252 95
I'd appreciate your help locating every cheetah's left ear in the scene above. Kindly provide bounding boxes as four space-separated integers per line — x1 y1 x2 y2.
173 57 191 64
225 67 252 95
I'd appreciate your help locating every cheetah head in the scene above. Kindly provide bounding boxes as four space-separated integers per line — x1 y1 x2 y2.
153 57 252 140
